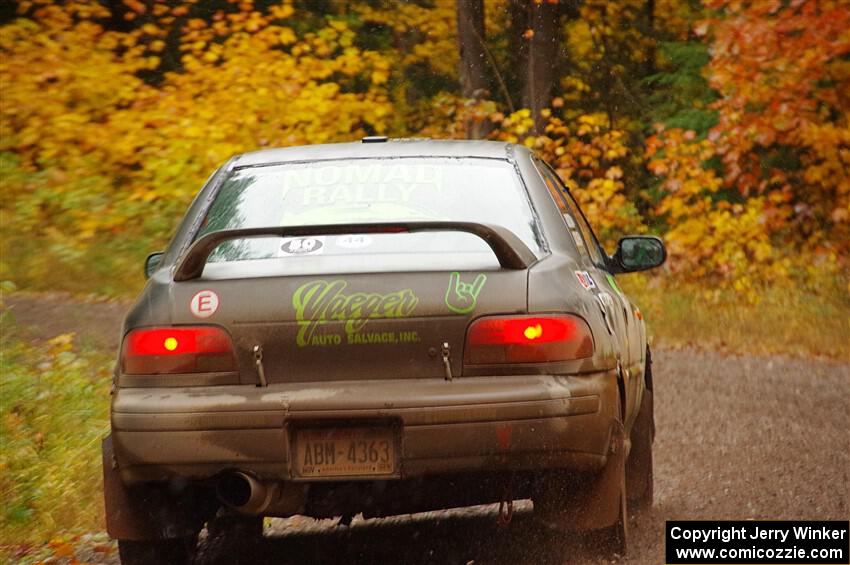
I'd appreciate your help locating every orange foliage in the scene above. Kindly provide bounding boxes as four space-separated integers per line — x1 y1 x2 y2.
702 0 850 257
642 0 848 296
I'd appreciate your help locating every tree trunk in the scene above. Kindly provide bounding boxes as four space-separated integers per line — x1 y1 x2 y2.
523 2 558 134
508 0 529 95
521 0 558 133
455 0 491 138
645 0 657 76
456 0 488 98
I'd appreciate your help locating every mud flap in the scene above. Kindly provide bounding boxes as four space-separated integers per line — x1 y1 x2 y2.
535 423 626 531
102 436 208 540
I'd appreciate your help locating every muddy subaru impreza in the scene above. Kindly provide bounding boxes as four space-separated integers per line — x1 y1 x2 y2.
103 138 665 563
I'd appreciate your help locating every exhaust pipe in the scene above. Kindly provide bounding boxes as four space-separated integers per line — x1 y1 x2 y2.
216 472 277 514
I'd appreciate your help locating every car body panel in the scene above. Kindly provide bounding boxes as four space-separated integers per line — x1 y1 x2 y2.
111 370 618 484
162 269 527 384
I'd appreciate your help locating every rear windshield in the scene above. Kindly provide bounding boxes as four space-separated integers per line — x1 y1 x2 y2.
197 157 543 273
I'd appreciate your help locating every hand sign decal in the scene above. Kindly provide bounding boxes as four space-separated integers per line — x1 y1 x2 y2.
445 272 487 314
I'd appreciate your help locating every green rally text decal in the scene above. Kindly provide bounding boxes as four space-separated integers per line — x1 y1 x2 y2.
293 280 419 347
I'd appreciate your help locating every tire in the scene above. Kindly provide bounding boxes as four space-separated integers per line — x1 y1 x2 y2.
118 535 197 565
585 411 629 557
626 363 655 511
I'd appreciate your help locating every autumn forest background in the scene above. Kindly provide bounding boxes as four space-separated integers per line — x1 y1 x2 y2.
2 0 849 324
0 0 848 553
1 0 848 339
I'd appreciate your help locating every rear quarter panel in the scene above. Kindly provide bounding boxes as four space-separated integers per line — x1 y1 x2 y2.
515 148 620 373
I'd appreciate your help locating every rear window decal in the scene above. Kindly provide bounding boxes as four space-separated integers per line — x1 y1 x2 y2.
335 234 373 249
190 289 220 318
200 158 546 263
292 280 418 347
280 236 325 255
445 272 487 314
575 271 596 291
297 183 419 207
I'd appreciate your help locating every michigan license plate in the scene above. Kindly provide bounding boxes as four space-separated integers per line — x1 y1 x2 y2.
293 427 396 478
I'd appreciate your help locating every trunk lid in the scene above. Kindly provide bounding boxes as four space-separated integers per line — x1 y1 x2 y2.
169 269 527 383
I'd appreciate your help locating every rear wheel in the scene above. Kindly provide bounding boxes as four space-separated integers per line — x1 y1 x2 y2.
118 535 197 565
627 352 655 511
627 388 654 511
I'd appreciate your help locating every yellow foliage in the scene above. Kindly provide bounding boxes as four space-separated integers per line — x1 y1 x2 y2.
654 0 704 40
354 0 457 78
1 1 393 288
644 128 845 298
417 93 499 141
493 110 644 246
562 0 652 99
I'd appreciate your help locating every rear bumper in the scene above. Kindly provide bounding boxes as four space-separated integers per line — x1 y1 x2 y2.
111 371 620 484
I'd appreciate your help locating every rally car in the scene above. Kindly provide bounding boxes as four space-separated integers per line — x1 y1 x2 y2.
103 138 665 563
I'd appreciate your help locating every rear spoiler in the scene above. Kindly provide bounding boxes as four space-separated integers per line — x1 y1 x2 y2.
173 221 537 281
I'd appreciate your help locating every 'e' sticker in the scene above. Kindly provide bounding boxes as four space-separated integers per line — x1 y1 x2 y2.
575 271 596 291
281 237 325 255
190 289 219 318
445 272 486 314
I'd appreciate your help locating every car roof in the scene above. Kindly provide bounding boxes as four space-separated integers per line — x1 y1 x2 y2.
233 139 516 167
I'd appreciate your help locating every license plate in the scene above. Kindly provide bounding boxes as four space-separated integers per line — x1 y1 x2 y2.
293 427 396 478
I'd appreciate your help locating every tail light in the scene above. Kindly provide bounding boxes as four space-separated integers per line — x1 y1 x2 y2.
122 326 236 375
464 315 594 365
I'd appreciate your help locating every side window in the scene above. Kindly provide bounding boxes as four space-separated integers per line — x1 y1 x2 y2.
537 165 590 261
561 189 606 267
535 159 606 266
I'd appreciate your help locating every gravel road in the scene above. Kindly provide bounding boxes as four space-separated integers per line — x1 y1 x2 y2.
4 294 849 564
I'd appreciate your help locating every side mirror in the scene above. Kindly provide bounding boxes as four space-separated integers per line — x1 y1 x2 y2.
612 236 666 273
144 252 165 278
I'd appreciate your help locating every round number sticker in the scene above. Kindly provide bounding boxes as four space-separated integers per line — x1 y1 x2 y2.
281 237 324 255
336 234 373 249
190 289 219 318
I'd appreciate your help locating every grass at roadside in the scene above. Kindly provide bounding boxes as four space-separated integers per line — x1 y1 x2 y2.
0 315 113 552
623 275 849 360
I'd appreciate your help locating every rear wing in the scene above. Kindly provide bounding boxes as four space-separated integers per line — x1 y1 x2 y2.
173 221 537 281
